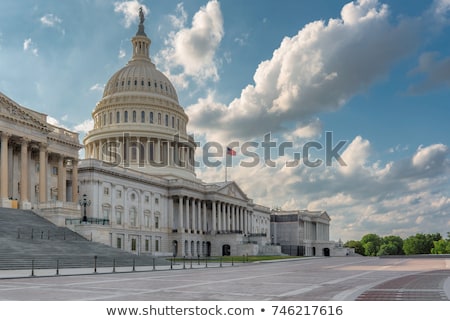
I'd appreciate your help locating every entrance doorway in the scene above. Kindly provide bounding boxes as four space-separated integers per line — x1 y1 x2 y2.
222 244 231 256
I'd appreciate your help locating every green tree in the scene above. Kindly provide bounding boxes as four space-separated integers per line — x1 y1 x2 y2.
360 234 382 256
380 235 404 255
431 239 450 254
344 240 364 255
403 233 442 255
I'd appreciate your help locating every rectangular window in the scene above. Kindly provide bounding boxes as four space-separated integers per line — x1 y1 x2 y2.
141 111 145 123
155 198 159 205
172 116 175 128
117 237 122 249
145 195 150 203
131 238 137 251
155 239 159 252
52 166 58 175
150 112 154 124
145 239 150 252
116 210 122 225
155 216 159 229
104 187 109 195
124 111 128 123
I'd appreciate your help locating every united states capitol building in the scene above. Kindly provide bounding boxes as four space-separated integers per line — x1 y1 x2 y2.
0 12 335 257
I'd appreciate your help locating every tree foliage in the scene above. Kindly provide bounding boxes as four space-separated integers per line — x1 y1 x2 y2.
344 232 446 256
344 240 364 255
403 233 441 255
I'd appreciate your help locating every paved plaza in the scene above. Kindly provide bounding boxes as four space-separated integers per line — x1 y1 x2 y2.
0 257 449 301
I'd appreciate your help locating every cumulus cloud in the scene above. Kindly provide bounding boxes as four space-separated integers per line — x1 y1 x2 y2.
408 52 450 94
186 0 422 142
23 38 38 56
156 0 224 84
73 119 94 134
40 13 62 27
114 1 149 28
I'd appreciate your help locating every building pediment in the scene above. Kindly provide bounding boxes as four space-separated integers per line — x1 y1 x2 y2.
215 181 249 202
0 92 50 132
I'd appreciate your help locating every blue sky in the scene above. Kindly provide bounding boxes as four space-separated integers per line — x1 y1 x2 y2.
1 0 449 241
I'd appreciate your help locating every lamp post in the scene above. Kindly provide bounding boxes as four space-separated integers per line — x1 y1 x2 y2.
79 193 91 223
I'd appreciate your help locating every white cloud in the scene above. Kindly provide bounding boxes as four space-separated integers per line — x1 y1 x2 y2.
114 1 149 28
40 13 62 27
23 38 38 56
90 83 105 92
186 0 421 142
156 0 224 84
73 119 94 134
412 143 449 170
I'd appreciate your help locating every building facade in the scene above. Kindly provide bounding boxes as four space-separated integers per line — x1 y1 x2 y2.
0 11 331 257
0 93 82 217
271 210 334 256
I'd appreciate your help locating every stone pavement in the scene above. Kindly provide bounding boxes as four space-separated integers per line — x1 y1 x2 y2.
0 256 449 301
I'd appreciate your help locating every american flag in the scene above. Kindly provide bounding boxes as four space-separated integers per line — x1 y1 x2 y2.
226 146 236 156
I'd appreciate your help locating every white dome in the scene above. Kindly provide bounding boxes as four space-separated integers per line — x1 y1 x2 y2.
102 59 179 103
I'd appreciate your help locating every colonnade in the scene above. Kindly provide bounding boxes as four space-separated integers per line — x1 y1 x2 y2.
303 221 330 241
176 197 253 235
85 137 194 169
0 132 78 206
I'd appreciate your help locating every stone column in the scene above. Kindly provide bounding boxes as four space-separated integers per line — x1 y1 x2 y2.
20 139 29 203
185 197 190 233
226 203 230 232
231 205 236 231
217 202 222 231
57 155 65 201
211 201 216 233
178 196 184 233
155 139 161 163
192 199 197 233
0 133 10 200
197 200 202 233
39 143 47 203
239 207 243 232
202 201 207 233
71 159 78 203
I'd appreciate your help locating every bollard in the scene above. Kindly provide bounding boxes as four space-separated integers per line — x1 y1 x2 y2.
198 255 200 265
56 259 59 276
183 256 186 269
31 259 35 277
113 259 116 273
94 256 98 273
190 257 192 269
170 258 173 270
205 256 208 268
153 258 156 271
232 257 234 267
220 257 222 268
132 258 136 272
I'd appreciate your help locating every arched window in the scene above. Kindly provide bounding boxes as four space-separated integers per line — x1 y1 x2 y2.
132 110 136 122
116 111 120 123
124 111 128 123
149 112 154 123
141 111 145 123
171 116 175 128
158 113 161 125
165 114 169 126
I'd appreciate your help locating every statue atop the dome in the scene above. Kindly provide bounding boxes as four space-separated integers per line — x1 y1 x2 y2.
139 7 145 24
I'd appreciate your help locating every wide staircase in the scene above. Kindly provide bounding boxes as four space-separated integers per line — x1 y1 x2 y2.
0 208 169 270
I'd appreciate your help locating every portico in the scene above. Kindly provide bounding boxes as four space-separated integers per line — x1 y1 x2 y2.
0 92 82 211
